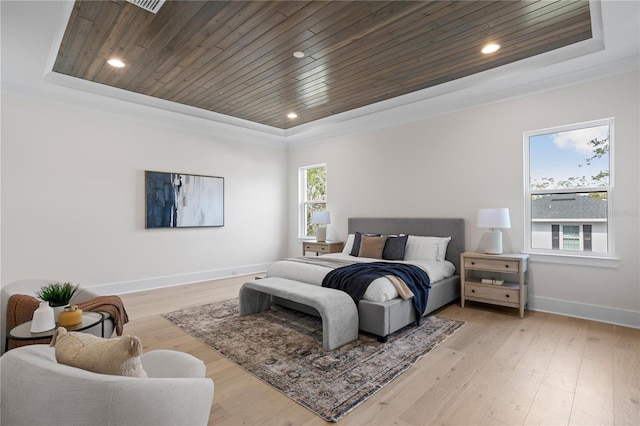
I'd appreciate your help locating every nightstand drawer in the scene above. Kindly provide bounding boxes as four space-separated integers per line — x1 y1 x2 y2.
464 257 520 272
302 241 344 256
304 243 328 253
465 283 519 304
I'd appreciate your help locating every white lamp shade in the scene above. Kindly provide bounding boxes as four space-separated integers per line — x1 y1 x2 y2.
311 211 331 225
477 208 511 229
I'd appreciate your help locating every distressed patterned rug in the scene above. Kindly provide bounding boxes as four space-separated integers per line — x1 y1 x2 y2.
163 298 464 422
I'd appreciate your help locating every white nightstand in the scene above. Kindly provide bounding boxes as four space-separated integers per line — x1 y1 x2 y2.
460 252 529 318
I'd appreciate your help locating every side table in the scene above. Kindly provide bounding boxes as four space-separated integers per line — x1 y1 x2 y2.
6 311 105 352
460 252 529 318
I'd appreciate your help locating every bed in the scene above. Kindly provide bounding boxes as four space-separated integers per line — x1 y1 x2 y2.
266 217 465 340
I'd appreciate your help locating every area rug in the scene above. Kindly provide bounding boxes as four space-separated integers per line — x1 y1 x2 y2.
163 298 464 422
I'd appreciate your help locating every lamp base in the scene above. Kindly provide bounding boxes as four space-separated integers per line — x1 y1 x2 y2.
483 229 503 254
316 226 327 242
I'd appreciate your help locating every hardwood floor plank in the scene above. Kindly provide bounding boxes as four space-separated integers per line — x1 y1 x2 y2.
540 316 587 394
613 347 640 425
569 322 616 425
484 334 556 424
524 383 574 425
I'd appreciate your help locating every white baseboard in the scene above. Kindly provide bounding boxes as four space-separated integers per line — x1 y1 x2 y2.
529 295 640 329
88 263 271 296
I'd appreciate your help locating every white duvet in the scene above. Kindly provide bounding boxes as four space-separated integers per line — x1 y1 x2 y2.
266 253 455 303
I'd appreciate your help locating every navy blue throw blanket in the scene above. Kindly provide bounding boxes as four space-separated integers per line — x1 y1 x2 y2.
321 262 431 320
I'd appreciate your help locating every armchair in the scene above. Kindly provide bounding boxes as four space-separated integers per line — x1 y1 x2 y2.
0 345 214 426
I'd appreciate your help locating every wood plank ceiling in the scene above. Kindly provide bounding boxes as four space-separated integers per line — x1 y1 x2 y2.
53 1 592 129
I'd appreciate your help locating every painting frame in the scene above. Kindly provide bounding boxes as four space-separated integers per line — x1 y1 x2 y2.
145 170 225 228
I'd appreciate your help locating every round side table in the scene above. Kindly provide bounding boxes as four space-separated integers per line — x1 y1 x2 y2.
6 311 105 352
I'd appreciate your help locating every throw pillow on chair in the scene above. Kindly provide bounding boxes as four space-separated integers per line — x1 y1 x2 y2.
50 327 147 377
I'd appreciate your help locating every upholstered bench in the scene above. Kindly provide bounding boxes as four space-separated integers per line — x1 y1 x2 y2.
239 278 358 351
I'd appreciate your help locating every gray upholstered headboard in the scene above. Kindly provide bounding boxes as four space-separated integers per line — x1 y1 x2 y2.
348 217 465 273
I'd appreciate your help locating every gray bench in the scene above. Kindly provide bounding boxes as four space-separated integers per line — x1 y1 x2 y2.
239 278 359 351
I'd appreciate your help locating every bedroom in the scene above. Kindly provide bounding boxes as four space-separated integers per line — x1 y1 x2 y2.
1 1 639 425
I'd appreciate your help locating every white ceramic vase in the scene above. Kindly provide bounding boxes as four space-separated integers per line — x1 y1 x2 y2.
31 301 56 333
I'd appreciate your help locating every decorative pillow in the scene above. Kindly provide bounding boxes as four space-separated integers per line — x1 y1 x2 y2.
404 235 441 260
50 327 147 377
349 232 381 256
358 235 388 259
382 234 409 260
349 232 363 256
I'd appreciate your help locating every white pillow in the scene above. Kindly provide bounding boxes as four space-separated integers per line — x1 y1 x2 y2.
404 236 440 260
404 235 452 261
437 237 452 261
342 234 355 254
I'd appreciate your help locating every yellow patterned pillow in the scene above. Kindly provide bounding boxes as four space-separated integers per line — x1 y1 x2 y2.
50 327 147 377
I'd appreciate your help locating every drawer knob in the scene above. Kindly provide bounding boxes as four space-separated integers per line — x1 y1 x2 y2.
505 264 509 268
471 289 475 293
505 294 510 298
470 261 475 265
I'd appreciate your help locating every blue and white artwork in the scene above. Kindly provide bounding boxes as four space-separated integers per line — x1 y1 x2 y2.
145 171 224 228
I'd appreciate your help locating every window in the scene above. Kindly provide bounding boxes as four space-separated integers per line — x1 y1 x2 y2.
299 164 327 238
562 225 580 250
524 118 614 259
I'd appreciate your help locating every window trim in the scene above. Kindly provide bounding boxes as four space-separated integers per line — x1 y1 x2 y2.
298 163 327 239
523 118 618 266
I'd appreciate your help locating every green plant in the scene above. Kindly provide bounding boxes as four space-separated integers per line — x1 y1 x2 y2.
36 282 79 307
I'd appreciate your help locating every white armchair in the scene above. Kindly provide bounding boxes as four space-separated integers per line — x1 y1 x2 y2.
1 279 117 352
0 345 214 426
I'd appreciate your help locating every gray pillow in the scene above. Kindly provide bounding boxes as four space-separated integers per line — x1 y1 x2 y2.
382 235 409 260
349 232 363 256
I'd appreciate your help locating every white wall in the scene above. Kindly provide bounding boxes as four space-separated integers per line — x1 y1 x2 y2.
1 95 288 293
288 71 640 328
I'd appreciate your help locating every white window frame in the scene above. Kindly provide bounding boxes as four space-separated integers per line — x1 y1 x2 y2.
299 164 327 239
523 118 618 267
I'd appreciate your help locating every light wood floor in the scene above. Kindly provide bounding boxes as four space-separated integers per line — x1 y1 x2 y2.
119 276 640 426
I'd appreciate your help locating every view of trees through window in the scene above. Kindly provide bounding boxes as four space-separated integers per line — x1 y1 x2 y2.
301 165 327 238
526 120 612 254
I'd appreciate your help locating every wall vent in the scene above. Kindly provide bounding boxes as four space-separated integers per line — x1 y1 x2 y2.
126 0 166 14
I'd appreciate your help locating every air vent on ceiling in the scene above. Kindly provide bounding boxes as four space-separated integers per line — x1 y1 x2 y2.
126 0 166 14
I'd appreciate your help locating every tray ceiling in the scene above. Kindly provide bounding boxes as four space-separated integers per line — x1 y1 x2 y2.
52 0 592 130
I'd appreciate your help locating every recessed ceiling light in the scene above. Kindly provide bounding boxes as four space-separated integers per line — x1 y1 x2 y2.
293 51 305 58
287 112 298 119
481 43 501 54
107 58 126 68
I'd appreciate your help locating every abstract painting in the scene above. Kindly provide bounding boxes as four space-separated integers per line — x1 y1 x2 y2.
145 171 224 228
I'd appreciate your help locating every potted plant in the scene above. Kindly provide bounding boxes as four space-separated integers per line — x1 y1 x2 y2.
36 282 79 322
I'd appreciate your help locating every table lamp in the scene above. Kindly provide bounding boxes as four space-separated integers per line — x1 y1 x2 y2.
477 208 511 254
311 211 331 242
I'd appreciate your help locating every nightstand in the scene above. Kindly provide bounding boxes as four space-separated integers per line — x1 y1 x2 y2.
302 241 344 256
460 252 529 318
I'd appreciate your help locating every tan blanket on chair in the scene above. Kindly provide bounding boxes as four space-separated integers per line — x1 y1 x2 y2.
6 294 48 350
77 295 129 336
